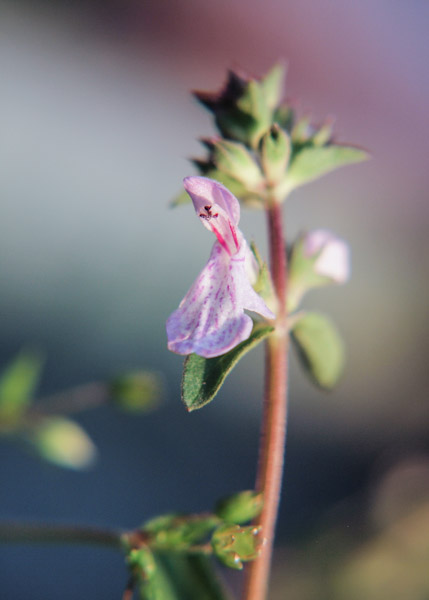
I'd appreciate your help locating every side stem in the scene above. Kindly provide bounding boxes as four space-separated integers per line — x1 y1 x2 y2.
0 522 124 548
243 201 289 600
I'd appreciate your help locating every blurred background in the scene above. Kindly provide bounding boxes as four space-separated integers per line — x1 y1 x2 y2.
0 0 428 598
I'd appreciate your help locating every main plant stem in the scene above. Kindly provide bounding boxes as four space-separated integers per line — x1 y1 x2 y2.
243 200 289 600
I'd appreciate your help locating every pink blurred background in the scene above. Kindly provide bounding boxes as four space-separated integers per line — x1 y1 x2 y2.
0 1 428 598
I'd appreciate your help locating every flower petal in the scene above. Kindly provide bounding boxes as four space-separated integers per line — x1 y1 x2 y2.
184 176 241 255
167 241 274 358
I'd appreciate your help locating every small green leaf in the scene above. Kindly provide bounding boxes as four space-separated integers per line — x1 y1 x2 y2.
215 490 263 525
154 554 229 600
287 145 369 188
273 102 294 131
312 120 334 146
211 524 262 570
143 514 219 550
235 80 271 148
32 417 97 470
171 188 191 208
250 242 275 305
136 552 178 600
260 62 286 110
260 124 291 184
212 140 263 188
291 115 312 144
109 371 162 413
0 350 43 423
182 323 274 411
290 312 345 389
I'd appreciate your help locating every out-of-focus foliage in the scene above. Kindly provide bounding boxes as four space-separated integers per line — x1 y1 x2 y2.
0 350 43 426
0 351 163 469
290 312 345 389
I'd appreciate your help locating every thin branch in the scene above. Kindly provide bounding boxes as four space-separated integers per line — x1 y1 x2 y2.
0 521 124 549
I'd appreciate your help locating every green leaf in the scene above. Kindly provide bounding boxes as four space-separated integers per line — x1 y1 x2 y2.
171 188 191 208
211 524 262 570
287 145 369 188
290 312 345 389
109 371 162 413
212 140 263 188
215 490 263 525
312 120 334 146
291 116 312 144
143 514 219 550
273 102 294 132
260 124 291 184
32 417 97 470
260 63 286 110
235 80 271 148
0 350 43 423
250 242 275 305
154 554 230 600
182 323 274 411
136 552 179 600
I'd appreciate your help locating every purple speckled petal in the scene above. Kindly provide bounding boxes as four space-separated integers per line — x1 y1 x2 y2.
166 241 274 358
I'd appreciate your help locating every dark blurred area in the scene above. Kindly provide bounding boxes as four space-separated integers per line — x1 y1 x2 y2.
1 0 428 598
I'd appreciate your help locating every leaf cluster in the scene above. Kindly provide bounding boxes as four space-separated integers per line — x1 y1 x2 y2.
172 64 368 207
124 490 264 599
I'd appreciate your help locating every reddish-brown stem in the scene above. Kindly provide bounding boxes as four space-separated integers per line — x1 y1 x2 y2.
0 521 124 548
243 201 289 600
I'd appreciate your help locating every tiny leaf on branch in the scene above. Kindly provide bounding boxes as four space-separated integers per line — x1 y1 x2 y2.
287 144 369 188
260 62 286 111
182 323 274 411
215 490 264 525
154 554 229 600
290 312 345 389
0 350 43 424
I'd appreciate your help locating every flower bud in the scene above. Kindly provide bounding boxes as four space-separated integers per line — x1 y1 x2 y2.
287 230 350 312
304 229 350 284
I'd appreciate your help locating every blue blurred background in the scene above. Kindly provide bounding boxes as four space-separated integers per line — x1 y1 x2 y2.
1 0 428 598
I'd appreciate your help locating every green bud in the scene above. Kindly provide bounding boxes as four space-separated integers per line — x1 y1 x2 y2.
273 102 294 132
212 140 263 189
143 514 219 550
260 124 291 185
215 490 263 524
33 417 97 470
291 116 312 144
211 524 262 570
236 80 271 145
0 350 43 425
260 62 286 111
312 120 334 146
290 312 345 390
109 371 162 413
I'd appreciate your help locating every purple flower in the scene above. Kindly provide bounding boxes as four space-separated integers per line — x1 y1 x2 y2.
304 230 350 284
167 177 274 358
